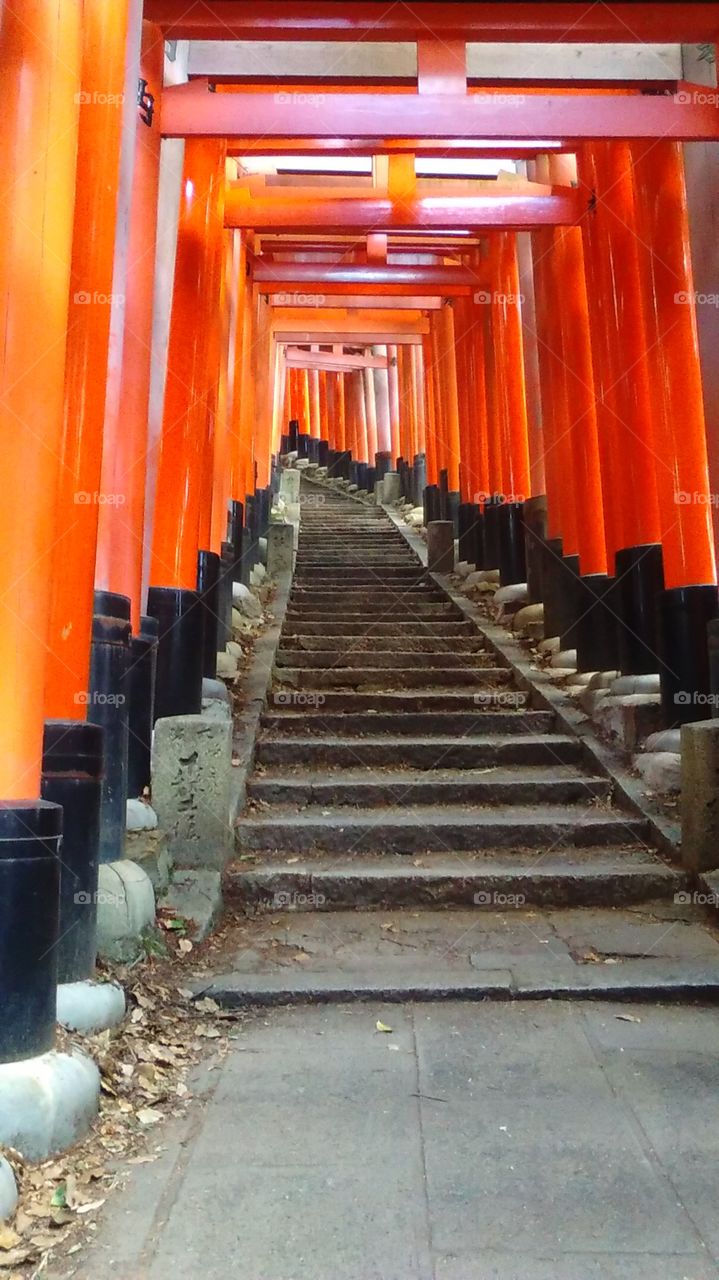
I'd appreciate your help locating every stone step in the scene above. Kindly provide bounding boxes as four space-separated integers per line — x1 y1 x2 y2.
259 710 551 735
247 766 610 807
274 650 500 670
281 621 478 636
267 690 527 712
255 732 584 767
235 805 647 853
274 666 513 688
226 853 681 911
285 608 463 622
280 634 488 652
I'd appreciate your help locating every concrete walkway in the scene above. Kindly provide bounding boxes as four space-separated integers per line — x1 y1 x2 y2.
67 999 719 1280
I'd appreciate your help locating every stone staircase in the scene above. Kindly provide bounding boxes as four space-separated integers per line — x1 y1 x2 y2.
215 480 719 1006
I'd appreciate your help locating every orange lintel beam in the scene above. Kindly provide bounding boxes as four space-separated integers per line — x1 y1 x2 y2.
268 294 443 310
147 3 719 44
255 262 476 296
284 347 389 372
225 190 583 232
163 80 719 143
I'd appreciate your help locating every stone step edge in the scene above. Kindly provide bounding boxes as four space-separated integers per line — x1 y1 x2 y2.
196 963 718 1009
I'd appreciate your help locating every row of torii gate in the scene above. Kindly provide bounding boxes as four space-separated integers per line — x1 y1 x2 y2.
3 1 719 1061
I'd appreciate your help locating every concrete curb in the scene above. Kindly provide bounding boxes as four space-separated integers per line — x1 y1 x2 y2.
200 964 719 1008
229 565 294 826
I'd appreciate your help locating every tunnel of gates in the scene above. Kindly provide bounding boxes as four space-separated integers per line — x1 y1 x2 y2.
3 1 719 1053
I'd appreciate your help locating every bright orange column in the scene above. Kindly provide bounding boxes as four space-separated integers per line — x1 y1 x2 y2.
423 332 439 485
578 142 661 564
150 139 226 589
93 20 162 633
436 304 462 492
228 232 250 504
43 0 130 717
0 0 81 795
387 346 401 463
493 235 531 505
631 141 716 588
545 200 607 577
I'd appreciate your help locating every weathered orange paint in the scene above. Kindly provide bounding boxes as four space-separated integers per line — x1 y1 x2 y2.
150 139 227 588
631 141 716 588
0 0 81 795
94 20 163 632
44 0 130 717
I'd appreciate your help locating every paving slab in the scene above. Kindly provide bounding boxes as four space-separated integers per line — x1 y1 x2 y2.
56 1001 719 1280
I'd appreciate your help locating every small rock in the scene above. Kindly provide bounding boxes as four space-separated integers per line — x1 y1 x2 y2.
633 750 682 793
126 798 158 832
455 561 472 579
216 650 238 679
550 649 577 670
644 728 682 754
495 583 528 607
251 562 267 586
232 582 262 618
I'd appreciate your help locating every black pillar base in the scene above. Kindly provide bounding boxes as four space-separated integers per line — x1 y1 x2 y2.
125 614 158 799
498 502 527 587
89 591 131 863
658 584 719 726
540 538 581 645
412 454 427 509
217 541 235 650
280 433 291 457
147 586 204 722
457 503 476 564
446 491 460 535
296 433 310 460
364 465 377 493
575 574 620 673
288 418 299 451
375 450 392 479
0 800 63 1062
42 721 103 983
614 543 665 676
197 549 221 679
308 437 320 465
318 439 329 467
423 484 441 526
523 496 548 604
482 497 505 571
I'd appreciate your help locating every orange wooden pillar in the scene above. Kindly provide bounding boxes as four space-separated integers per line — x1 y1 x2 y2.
387 346 401 463
92 20 162 635
489 235 531 509
435 304 462 497
150 139 227 590
422 331 439 486
412 344 427 459
0 0 82 797
43 0 129 721
631 141 717 717
631 142 716 589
